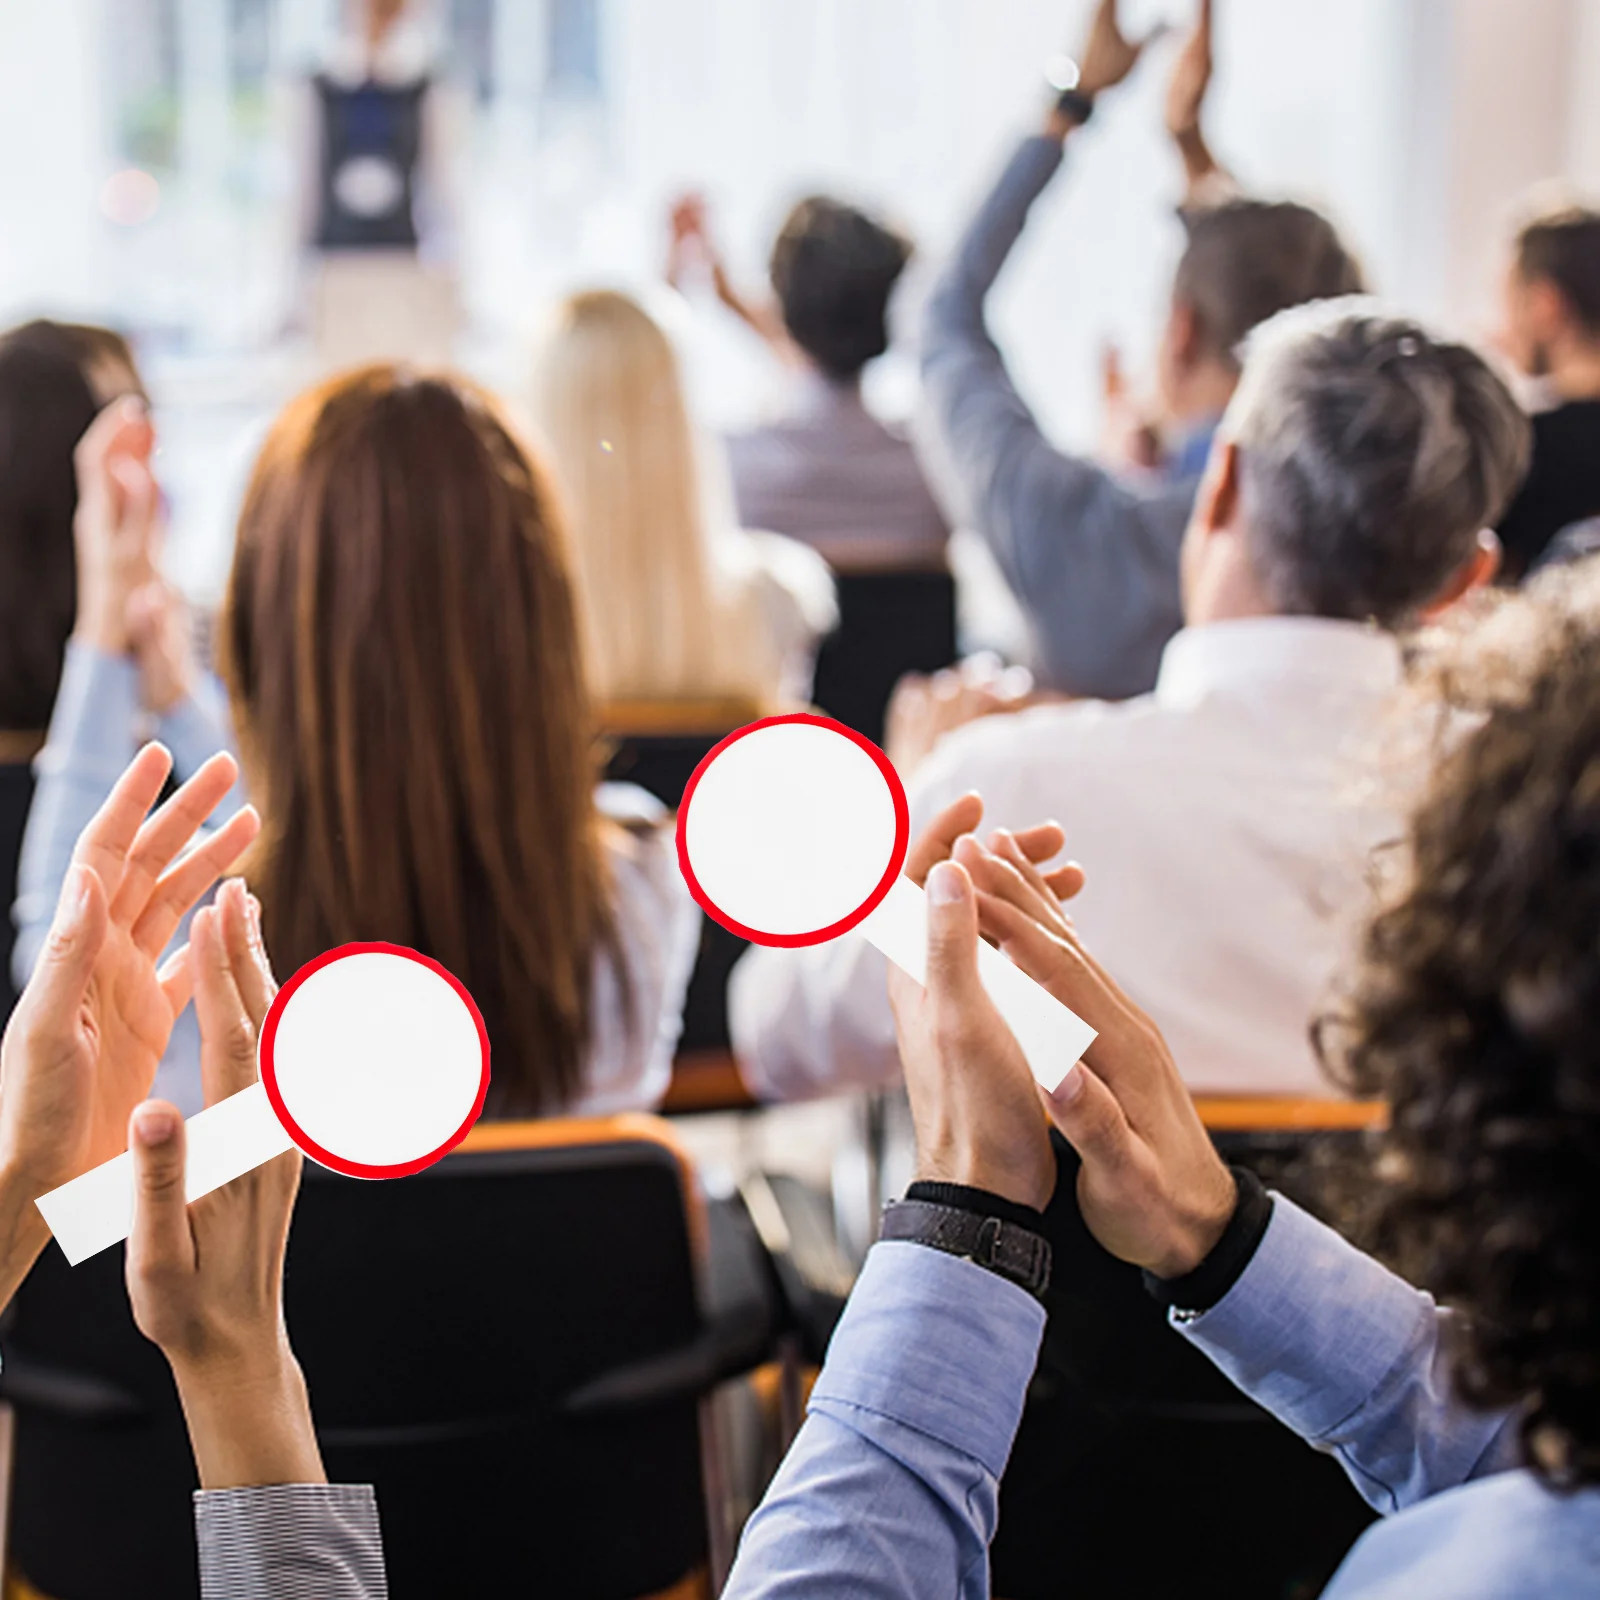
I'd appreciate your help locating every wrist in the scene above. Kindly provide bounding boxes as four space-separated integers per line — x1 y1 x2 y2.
0 1161 53 1283
1148 1164 1242 1280
172 1343 325 1490
915 1141 1054 1214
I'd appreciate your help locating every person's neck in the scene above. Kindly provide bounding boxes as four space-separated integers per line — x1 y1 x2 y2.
1545 340 1600 404
1166 362 1237 439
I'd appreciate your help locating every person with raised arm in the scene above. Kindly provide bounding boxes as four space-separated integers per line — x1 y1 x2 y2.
922 0 1363 699
722 570 1600 1597
0 746 388 1596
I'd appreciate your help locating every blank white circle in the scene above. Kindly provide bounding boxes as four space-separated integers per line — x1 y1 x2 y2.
269 952 484 1170
682 721 900 939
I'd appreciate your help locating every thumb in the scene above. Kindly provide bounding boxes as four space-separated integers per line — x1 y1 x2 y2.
1042 1058 1135 1172
21 865 108 1033
924 860 983 1007
128 1100 193 1278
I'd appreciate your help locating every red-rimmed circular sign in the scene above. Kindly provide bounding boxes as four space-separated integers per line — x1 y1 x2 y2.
258 942 491 1180
675 713 910 948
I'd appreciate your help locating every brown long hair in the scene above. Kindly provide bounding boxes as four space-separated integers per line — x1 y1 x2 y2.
220 365 616 1116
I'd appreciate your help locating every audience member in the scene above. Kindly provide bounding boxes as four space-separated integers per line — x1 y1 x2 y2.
674 193 951 571
0 747 384 1596
923 0 1364 698
0 322 147 1028
723 565 1600 1593
535 288 835 706
1494 202 1600 579
18 367 700 1119
733 302 1529 1101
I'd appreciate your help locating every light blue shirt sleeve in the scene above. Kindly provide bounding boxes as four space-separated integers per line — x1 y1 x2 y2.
723 1240 1046 1600
921 135 1190 700
1176 1195 1521 1513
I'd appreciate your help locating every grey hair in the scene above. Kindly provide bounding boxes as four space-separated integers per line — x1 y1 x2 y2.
1220 297 1532 627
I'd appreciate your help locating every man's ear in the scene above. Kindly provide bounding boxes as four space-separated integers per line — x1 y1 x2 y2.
1420 529 1502 619
1193 437 1241 536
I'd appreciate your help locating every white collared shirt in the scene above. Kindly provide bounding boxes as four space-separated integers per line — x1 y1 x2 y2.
730 617 1408 1100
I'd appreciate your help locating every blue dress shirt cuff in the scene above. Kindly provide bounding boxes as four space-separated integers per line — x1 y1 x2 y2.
810 1239 1047 1482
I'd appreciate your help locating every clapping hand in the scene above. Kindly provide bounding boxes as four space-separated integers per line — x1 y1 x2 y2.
72 396 161 657
0 746 260 1211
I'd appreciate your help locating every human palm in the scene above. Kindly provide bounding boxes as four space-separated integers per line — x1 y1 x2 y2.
0 745 260 1199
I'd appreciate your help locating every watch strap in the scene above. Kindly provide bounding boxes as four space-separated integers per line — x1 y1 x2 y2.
1054 87 1096 126
880 1198 1053 1299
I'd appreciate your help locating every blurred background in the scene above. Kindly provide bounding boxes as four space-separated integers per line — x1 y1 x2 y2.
3 0 1598 604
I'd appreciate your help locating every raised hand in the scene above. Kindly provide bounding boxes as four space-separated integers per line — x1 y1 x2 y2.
885 656 1034 780
125 578 198 716
1165 0 1215 143
0 744 261 1206
72 396 161 656
1076 0 1163 98
125 881 320 1490
956 830 1236 1278
889 859 1059 1212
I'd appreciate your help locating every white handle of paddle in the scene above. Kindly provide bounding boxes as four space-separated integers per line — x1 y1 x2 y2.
35 1082 296 1266
859 877 1098 1092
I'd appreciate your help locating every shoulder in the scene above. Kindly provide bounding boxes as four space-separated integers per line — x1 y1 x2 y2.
1327 1473 1600 1600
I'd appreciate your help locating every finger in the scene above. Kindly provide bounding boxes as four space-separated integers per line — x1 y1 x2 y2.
1102 344 1126 402
131 805 261 960
74 396 150 488
923 859 984 1009
127 1100 195 1281
992 828 1087 911
1043 863 1087 902
109 455 158 554
158 944 193 1018
1005 821 1067 867
220 880 277 1033
1198 0 1214 39
70 743 173 904
192 899 259 1106
13 865 109 1046
904 792 984 886
1040 1059 1136 1171
974 891 1130 1036
957 834 1069 935
110 751 243 928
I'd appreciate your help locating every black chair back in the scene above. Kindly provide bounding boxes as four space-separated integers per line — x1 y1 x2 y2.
809 568 958 747
992 1130 1377 1600
2 1121 725 1599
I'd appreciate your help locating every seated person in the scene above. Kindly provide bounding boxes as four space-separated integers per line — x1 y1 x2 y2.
1494 201 1600 579
535 288 835 707
924 0 1365 698
732 302 1529 1101
723 566 1600 1595
673 192 950 572
0 745 385 1597
16 369 699 1119
0 321 148 1027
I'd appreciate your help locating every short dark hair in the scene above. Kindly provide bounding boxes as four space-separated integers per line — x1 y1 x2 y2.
0 321 103 730
1174 199 1365 370
1515 204 1600 337
769 197 912 381
1322 564 1600 1487
1224 301 1531 628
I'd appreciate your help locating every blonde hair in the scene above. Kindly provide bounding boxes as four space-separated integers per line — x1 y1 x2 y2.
535 289 778 702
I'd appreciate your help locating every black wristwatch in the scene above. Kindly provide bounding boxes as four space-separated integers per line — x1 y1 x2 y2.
1053 87 1096 126
880 1198 1053 1300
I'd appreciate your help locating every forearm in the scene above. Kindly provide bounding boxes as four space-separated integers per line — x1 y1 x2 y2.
724 1242 1045 1598
1176 1196 1521 1511
13 643 141 989
174 1346 327 1490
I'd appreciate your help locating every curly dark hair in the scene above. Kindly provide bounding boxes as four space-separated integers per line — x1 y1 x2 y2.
1321 561 1600 1487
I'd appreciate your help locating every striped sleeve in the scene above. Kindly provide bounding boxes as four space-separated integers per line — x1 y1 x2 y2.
194 1484 388 1600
